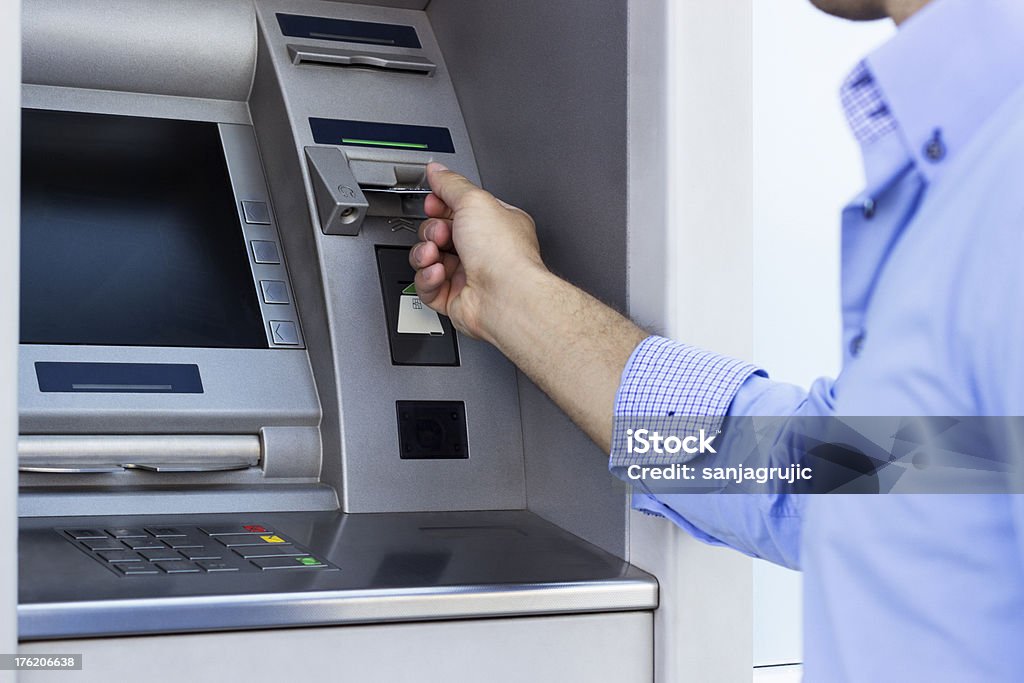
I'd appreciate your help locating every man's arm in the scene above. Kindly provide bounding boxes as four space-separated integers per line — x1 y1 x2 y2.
410 163 646 452
412 163 820 570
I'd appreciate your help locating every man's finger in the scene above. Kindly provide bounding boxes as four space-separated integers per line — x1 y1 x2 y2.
424 193 454 220
416 218 454 251
414 262 448 309
426 162 490 213
409 240 442 270
441 252 460 279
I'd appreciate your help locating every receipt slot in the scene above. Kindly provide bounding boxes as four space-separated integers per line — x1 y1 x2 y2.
377 246 459 366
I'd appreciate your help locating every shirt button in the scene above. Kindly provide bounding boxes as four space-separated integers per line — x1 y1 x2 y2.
861 198 876 219
924 128 946 162
849 332 866 357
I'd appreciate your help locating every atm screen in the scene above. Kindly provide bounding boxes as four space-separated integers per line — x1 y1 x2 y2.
20 109 268 349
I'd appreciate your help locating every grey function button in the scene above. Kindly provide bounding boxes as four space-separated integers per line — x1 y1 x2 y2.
145 527 187 538
260 280 290 305
241 200 271 225
251 240 281 265
82 538 125 552
196 560 240 572
139 549 182 562
121 538 166 550
250 556 327 570
107 528 148 539
97 551 143 564
165 537 205 549
270 321 299 345
214 534 291 548
200 524 273 536
155 561 201 574
181 547 223 561
66 528 107 540
116 564 159 576
233 545 307 559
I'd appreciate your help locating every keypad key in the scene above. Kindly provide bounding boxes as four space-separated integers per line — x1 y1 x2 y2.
66 528 107 540
97 551 143 563
215 534 291 548
122 538 166 551
165 537 205 549
116 564 159 576
145 527 187 538
233 545 307 559
196 560 239 572
155 561 201 574
180 547 222 561
82 538 125 552
107 527 148 538
251 556 327 570
200 524 272 536
139 549 182 562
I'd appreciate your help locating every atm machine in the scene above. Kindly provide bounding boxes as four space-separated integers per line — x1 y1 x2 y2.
13 0 660 679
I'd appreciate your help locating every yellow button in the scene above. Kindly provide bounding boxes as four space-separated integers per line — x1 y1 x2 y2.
260 535 286 544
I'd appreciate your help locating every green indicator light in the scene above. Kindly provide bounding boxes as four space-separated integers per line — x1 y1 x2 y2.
298 557 323 566
341 138 429 150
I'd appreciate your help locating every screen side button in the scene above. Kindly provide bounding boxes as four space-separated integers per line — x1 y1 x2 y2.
270 321 299 345
251 240 281 264
241 200 271 225
260 280 290 305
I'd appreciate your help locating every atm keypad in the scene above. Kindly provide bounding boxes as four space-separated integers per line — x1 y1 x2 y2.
60 524 336 577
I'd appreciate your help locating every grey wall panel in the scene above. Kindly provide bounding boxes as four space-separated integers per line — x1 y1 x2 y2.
427 0 629 555
22 0 257 101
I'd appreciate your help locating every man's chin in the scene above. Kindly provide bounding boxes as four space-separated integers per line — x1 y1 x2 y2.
808 0 890 21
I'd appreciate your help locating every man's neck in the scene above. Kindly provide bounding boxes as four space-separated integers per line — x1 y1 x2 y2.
888 0 932 25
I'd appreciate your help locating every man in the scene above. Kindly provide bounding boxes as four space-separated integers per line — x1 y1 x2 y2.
410 0 1024 679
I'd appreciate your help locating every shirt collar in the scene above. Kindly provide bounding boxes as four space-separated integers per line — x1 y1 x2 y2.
844 0 1024 183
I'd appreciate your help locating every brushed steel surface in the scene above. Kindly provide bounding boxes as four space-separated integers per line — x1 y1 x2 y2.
20 510 657 639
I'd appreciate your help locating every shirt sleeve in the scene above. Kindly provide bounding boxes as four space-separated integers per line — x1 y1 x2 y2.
610 335 832 570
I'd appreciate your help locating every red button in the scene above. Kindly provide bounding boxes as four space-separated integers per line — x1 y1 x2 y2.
243 525 267 533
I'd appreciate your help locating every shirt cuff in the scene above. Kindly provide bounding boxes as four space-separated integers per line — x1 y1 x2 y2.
610 336 763 472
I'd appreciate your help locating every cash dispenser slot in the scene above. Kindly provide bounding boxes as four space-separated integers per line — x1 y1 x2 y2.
17 434 261 474
287 45 436 76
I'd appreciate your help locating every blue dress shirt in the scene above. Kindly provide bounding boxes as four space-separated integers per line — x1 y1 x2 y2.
611 0 1024 680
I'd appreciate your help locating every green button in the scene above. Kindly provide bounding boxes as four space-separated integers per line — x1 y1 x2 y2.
297 557 323 566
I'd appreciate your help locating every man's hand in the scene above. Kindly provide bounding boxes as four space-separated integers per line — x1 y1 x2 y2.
409 163 546 344
408 162 647 452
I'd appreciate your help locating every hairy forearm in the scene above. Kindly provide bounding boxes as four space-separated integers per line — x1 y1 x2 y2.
480 268 648 452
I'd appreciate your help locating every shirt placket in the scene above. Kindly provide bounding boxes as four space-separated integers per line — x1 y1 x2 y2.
840 165 927 365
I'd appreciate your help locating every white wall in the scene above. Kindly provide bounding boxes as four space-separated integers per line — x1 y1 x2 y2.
750 0 892 669
638 1 757 680
0 0 19 677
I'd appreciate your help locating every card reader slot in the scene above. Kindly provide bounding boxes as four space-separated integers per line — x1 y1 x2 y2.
18 434 261 474
287 45 436 76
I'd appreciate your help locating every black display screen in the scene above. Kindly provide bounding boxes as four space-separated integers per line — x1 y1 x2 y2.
20 109 267 348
